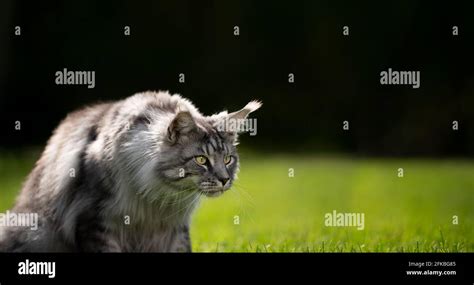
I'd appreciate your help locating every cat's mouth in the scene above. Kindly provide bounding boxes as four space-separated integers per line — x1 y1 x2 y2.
198 181 230 197
200 189 224 197
199 185 229 197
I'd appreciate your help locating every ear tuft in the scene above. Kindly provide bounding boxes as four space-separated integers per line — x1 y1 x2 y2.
243 100 262 113
213 100 262 143
228 100 262 121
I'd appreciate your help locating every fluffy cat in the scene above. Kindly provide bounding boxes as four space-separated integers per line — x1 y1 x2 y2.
0 91 261 252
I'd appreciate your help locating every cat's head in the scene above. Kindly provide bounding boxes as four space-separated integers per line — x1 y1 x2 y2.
118 97 262 200
157 100 261 197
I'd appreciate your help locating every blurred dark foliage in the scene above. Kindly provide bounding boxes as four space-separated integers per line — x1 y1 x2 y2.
1 0 474 156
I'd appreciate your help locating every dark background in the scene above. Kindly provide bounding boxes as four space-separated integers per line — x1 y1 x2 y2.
1 0 473 156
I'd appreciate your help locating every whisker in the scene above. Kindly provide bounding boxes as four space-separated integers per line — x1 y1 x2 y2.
229 182 257 225
162 191 201 221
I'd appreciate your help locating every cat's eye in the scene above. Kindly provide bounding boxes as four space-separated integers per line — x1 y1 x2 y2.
194 156 207 165
224 155 233 165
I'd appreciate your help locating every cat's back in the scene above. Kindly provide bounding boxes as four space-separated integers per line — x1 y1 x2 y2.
15 91 196 207
14 102 115 209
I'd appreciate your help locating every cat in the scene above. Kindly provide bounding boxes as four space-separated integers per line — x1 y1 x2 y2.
0 91 261 252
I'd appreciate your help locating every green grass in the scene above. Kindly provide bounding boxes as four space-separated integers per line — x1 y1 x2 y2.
1 150 473 252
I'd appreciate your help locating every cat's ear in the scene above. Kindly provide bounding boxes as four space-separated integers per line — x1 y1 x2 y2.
167 111 198 144
227 100 262 122
215 100 262 140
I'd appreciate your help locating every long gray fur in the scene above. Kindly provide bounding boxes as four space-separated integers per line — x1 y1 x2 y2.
0 91 261 252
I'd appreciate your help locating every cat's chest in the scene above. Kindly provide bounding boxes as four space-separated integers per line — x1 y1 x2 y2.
110 222 180 252
103 192 197 252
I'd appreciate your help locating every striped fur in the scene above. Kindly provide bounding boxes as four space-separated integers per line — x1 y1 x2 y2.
0 91 261 252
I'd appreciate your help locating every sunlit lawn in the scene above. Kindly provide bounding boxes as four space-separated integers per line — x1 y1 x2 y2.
1 150 473 252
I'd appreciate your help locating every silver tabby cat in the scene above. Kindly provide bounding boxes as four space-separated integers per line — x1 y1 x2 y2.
0 91 261 252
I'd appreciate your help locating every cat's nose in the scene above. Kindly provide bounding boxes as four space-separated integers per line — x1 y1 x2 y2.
219 178 229 186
